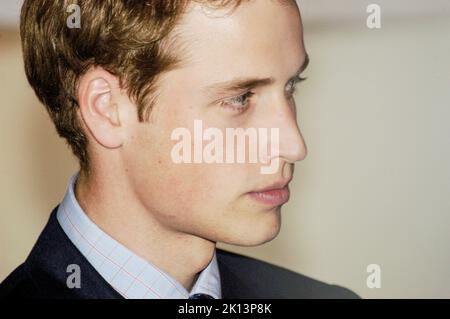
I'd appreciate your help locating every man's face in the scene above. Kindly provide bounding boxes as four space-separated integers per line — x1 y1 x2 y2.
122 0 307 246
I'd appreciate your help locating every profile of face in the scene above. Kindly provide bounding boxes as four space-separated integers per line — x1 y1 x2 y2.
91 0 308 246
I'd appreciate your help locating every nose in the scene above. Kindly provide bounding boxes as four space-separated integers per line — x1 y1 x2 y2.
270 98 307 164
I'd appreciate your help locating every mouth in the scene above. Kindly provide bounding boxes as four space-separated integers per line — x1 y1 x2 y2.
247 179 292 207
248 186 290 206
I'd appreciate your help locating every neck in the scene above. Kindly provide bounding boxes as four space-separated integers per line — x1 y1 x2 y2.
74 169 216 291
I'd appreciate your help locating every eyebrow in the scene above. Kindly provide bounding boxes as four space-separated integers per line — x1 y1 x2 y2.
203 53 309 96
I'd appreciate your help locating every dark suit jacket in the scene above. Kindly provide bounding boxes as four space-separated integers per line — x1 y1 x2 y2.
0 206 359 299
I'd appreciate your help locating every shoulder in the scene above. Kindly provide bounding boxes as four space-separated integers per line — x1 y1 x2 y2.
1 206 125 299
0 264 39 299
216 249 360 299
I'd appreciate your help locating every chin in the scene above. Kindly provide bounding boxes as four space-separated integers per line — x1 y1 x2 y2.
221 207 282 247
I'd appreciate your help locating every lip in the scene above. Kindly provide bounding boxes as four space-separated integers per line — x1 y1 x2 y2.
248 186 290 206
252 178 292 193
248 178 292 206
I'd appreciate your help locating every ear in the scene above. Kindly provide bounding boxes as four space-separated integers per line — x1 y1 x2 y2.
77 67 124 149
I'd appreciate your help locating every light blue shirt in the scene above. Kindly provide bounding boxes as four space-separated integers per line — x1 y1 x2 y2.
56 173 222 299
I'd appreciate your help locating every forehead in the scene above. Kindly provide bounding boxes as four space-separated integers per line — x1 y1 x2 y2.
173 0 305 75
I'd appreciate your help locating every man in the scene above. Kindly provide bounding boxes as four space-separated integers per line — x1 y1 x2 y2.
0 0 358 299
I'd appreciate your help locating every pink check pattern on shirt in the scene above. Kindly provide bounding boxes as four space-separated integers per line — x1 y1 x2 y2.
56 173 222 299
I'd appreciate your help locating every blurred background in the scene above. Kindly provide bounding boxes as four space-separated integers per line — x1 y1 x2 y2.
1 0 449 298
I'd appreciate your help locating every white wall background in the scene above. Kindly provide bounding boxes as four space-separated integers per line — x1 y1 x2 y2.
1 0 450 298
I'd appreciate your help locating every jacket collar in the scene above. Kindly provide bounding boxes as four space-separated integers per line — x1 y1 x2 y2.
23 206 239 299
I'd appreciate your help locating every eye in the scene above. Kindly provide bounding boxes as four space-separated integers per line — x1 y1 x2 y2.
220 91 255 113
286 75 306 97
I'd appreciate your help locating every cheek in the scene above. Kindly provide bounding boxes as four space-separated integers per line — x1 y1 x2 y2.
162 162 245 216
126 111 251 216
166 165 218 205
